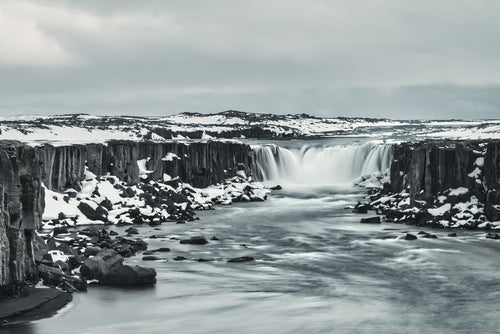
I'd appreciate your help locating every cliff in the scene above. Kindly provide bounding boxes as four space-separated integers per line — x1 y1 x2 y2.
0 142 44 294
0 140 253 293
371 140 500 227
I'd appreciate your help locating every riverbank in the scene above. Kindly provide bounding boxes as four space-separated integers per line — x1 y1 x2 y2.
0 287 72 327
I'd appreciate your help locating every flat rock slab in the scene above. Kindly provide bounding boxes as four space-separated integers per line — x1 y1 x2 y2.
0 287 72 326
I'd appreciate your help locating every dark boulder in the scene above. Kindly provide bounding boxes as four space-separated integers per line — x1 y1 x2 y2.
353 202 370 214
99 265 156 286
125 227 139 235
174 256 187 261
486 233 500 240
404 233 418 240
142 256 159 261
38 264 65 286
80 249 124 280
270 185 282 191
180 236 208 245
100 198 113 211
448 232 457 237
84 246 102 258
78 201 108 222
151 247 171 253
360 216 381 224
227 256 255 263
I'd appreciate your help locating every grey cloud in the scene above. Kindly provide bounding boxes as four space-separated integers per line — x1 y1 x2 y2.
0 0 499 118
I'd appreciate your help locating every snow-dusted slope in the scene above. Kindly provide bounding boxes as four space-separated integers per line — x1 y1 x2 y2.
0 110 499 144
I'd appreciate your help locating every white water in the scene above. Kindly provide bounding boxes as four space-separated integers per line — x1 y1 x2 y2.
251 141 393 184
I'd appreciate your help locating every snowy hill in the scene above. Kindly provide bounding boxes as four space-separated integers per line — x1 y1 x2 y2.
0 110 499 145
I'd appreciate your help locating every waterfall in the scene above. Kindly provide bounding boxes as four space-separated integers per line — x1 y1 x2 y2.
251 141 393 184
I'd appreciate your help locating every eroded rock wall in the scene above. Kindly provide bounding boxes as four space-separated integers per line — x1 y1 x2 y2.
0 143 44 293
389 140 500 222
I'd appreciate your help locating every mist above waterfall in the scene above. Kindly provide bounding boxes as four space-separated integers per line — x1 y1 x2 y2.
251 141 393 185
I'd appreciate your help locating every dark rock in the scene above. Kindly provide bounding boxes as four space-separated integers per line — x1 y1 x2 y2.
99 265 156 285
422 233 438 239
131 239 148 251
125 227 139 235
38 264 65 286
142 256 159 261
360 216 381 224
227 256 255 263
117 245 135 257
174 256 187 261
77 201 108 222
196 258 212 262
210 236 220 241
448 232 457 237
125 187 137 198
270 185 282 190
100 198 113 211
486 233 500 240
84 247 102 258
180 236 208 245
109 230 119 236
151 247 171 253
404 233 418 240
65 189 78 198
80 249 124 280
164 177 180 189
53 226 68 235
353 202 370 214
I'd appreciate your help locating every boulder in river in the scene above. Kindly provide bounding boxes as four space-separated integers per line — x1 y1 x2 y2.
404 233 418 240
486 233 500 240
360 216 381 224
180 236 208 245
99 265 157 286
353 202 370 214
80 249 124 280
227 256 255 263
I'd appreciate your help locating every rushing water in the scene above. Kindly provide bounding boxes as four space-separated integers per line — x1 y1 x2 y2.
3 139 500 334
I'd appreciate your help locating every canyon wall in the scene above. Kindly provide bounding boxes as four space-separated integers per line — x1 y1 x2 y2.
0 140 253 292
388 140 500 222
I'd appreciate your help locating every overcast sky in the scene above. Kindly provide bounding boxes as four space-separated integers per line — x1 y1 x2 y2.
0 0 499 119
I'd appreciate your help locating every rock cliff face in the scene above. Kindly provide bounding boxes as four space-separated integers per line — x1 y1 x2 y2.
0 140 253 292
35 140 252 191
0 142 44 294
379 140 500 226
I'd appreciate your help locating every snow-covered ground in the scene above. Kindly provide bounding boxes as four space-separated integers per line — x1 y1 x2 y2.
1 111 499 144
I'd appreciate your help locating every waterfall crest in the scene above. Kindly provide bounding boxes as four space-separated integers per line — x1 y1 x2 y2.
251 141 393 184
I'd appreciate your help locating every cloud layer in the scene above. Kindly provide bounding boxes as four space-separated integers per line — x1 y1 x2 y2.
0 0 499 119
